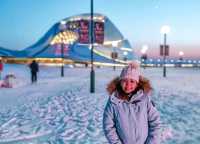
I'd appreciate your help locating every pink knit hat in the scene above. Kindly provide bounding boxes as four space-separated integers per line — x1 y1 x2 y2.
120 61 140 83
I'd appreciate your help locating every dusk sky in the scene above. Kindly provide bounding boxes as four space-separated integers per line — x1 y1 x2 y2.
0 0 200 58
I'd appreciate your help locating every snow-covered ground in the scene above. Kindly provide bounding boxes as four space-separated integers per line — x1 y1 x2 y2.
0 64 200 144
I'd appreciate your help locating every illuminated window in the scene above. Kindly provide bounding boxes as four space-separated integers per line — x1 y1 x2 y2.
50 30 79 45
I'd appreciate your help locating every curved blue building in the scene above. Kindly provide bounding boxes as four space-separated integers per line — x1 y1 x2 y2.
0 13 136 64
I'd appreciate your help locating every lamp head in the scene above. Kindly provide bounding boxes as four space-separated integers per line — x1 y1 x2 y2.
161 25 170 34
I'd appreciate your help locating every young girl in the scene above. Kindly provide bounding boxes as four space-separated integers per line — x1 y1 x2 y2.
103 62 161 144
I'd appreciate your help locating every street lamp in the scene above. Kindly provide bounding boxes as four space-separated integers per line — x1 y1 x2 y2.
111 41 118 71
59 20 67 77
140 45 148 68
160 25 170 77
179 51 184 67
179 51 184 59
90 0 95 93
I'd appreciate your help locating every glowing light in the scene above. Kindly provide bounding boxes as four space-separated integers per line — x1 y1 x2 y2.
179 51 184 56
161 25 170 34
50 31 78 45
60 20 66 25
120 47 132 52
112 41 119 47
123 51 128 56
140 45 148 54
103 40 122 46
59 20 67 31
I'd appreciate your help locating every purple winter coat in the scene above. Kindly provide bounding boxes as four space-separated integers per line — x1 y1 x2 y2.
103 90 161 144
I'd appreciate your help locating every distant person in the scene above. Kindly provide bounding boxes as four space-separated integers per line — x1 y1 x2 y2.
29 60 39 83
0 59 3 80
103 62 161 144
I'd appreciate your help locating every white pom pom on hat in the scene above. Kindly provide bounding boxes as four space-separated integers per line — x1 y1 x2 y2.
120 61 140 83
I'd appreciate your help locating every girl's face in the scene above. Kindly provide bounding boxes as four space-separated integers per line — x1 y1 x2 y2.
121 78 138 94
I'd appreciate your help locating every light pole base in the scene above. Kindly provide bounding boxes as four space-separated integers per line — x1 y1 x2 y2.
61 65 64 77
163 66 166 77
90 69 95 93
113 66 116 71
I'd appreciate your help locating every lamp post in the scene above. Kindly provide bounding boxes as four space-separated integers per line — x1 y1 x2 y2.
179 51 184 67
111 41 118 71
59 20 67 77
160 25 170 77
90 0 95 93
140 45 148 68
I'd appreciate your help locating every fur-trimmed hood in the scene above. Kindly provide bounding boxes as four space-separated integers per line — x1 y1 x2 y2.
106 76 153 97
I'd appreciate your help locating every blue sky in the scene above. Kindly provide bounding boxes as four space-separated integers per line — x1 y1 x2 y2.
0 0 200 58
